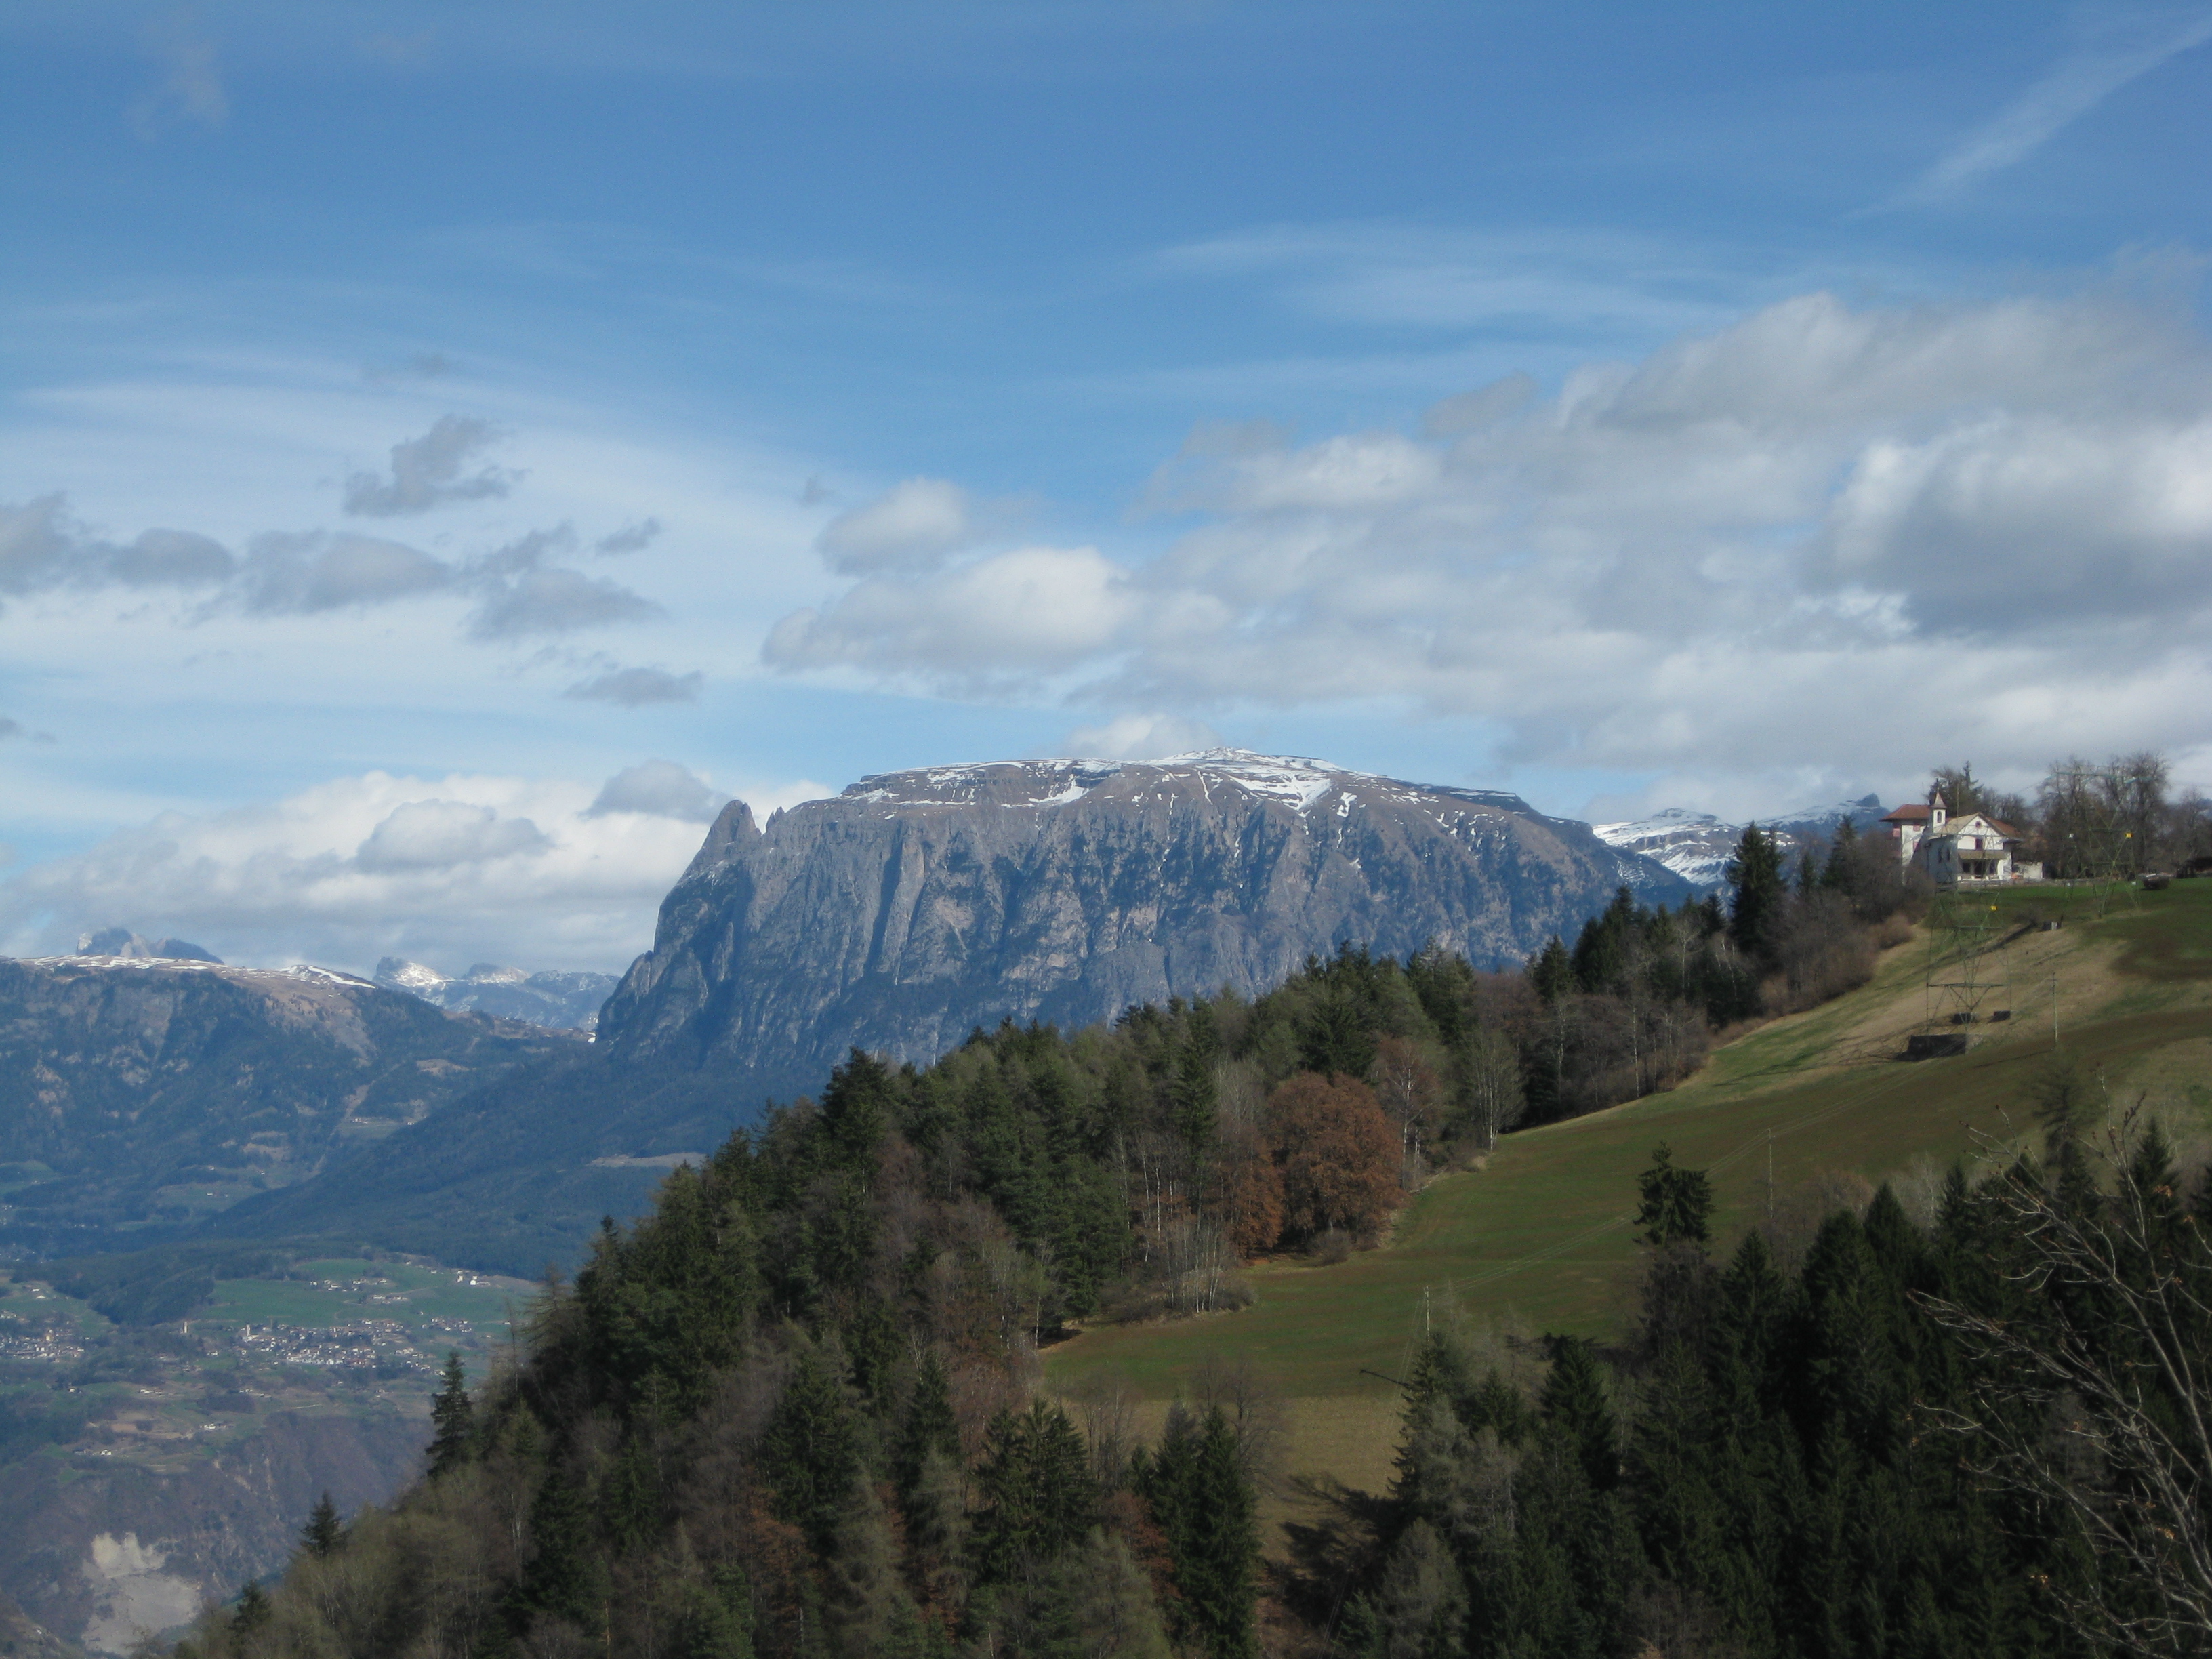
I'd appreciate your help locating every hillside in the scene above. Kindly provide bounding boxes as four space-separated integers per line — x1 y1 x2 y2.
152 877 2212 1659
1042 878 2212 1494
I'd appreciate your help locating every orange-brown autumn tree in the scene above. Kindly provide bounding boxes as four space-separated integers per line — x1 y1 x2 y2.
1265 1071 1404 1243
1218 1145 1286 1258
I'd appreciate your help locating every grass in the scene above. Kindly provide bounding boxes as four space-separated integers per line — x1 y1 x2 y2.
1044 880 2212 1493
201 1258 530 1338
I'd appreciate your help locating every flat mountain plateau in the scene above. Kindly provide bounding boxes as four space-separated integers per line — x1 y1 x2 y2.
1043 878 2212 1509
600 750 1688 1092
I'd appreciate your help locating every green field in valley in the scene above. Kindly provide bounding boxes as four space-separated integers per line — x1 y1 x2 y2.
201 1257 532 1338
1044 880 2212 1492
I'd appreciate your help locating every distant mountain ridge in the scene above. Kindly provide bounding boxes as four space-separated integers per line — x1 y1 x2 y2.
598 747 1691 1091
0 953 577 1258
373 958 617 1033
1593 794 1888 892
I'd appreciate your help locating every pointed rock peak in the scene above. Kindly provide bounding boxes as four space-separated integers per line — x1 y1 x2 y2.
684 798 762 878
373 957 447 991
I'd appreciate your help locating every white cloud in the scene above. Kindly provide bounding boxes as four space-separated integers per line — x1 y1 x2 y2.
595 517 663 556
586 759 726 822
1 495 237 598
355 799 551 872
468 565 663 639
1057 714 1221 761
130 20 228 138
815 477 981 574
232 529 453 614
763 288 2212 797
764 543 1135 689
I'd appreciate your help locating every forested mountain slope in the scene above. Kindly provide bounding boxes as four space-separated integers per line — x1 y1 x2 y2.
172 880 2212 1659
1048 878 2212 1505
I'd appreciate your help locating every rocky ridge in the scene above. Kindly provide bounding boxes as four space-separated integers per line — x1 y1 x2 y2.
597 748 1690 1096
1593 794 1889 890
372 958 617 1033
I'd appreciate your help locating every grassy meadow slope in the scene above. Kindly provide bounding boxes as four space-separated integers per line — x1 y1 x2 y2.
1044 879 2212 1496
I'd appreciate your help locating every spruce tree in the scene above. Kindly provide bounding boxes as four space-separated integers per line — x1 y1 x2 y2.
1726 823 1786 966
1528 935 1576 1003
1633 1143 1714 1249
426 1351 472 1477
895 1349 960 1500
1540 1337 1619 1492
758 1349 861 1553
300 1490 342 1559
230 1580 271 1637
517 1467 609 1629
1142 1405 1257 1659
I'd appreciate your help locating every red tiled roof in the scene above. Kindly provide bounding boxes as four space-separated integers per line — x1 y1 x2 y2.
1881 804 1931 823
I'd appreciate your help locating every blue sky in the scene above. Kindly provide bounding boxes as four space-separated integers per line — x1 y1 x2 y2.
5 2 2211 972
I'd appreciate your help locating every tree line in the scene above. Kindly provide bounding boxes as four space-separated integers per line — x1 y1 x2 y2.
1927 752 2210 879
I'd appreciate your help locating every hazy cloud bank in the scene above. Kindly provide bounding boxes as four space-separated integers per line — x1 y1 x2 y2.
0 762 760 974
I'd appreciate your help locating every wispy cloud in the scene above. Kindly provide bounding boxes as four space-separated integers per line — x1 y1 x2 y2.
1904 8 2212 201
129 16 229 138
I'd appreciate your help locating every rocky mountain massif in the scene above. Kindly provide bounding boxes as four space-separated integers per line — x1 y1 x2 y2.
0 954 579 1259
598 749 1689 1094
1593 794 1889 890
372 959 617 1033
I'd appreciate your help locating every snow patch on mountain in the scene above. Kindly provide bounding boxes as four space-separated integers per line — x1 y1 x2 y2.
842 747 1534 819
1593 795 1889 893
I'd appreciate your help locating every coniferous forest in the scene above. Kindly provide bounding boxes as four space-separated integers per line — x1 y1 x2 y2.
163 835 2212 1658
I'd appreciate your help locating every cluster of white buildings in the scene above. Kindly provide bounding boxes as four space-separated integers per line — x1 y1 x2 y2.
1881 792 2043 886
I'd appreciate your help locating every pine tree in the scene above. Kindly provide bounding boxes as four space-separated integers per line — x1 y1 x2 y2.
1633 1143 1713 1249
895 1349 960 1500
1540 1336 1619 1492
759 1349 861 1553
1142 1405 1257 1659
1726 823 1785 966
230 1580 271 1637
426 1350 472 1476
300 1490 342 1559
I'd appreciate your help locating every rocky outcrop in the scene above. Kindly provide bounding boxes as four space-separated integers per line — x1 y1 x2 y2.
598 750 1689 1095
0 957 578 1256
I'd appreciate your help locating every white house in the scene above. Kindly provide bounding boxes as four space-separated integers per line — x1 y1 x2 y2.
1881 790 2042 885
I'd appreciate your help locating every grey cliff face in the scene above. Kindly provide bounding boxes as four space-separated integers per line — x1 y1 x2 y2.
597 750 1689 1094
